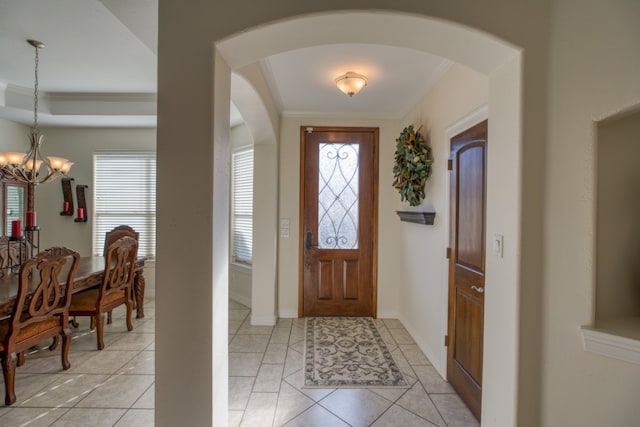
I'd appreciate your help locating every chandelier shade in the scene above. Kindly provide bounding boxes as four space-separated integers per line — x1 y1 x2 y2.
335 72 368 97
0 40 73 185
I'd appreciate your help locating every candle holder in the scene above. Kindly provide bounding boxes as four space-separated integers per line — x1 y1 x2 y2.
74 184 89 223
7 235 26 274
60 178 75 216
25 226 40 259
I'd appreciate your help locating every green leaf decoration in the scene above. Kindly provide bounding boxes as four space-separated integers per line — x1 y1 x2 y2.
392 125 432 206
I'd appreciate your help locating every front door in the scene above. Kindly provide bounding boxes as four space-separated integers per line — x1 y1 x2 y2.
447 119 487 420
300 126 378 317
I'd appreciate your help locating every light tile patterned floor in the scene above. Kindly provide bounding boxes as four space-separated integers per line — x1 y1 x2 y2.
0 292 156 426
228 301 479 427
0 294 478 427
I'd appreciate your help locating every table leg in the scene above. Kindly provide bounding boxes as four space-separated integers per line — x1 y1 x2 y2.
134 270 145 318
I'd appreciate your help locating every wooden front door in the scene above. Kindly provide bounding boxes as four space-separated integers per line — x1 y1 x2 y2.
300 126 378 317
447 119 487 420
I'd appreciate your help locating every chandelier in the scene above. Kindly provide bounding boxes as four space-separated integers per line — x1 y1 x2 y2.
0 40 73 185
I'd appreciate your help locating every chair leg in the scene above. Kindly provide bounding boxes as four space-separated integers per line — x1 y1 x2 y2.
61 328 72 370
49 335 60 351
96 314 105 350
2 352 18 405
90 316 96 330
70 316 79 328
17 352 25 367
107 310 113 325
125 300 133 332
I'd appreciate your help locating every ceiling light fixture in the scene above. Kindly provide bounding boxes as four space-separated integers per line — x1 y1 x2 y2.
0 40 73 186
335 72 367 97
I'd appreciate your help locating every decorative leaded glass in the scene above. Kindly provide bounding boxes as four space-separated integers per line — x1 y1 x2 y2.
318 143 359 249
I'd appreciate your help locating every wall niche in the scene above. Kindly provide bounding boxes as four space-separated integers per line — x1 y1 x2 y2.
582 108 640 364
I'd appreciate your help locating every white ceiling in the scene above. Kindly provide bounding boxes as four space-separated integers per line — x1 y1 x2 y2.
0 0 450 129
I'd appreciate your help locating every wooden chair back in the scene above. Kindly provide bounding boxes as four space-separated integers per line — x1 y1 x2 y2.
100 236 138 301
1 247 79 405
11 247 80 333
103 225 139 256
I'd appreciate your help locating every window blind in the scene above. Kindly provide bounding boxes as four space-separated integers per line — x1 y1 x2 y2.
93 152 156 258
231 148 253 264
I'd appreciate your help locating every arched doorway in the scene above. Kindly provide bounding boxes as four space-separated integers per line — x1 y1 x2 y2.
156 8 524 426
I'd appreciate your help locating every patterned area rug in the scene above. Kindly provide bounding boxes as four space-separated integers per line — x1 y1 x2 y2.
304 317 408 388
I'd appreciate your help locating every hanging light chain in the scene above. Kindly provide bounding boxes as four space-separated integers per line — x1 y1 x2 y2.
33 41 39 132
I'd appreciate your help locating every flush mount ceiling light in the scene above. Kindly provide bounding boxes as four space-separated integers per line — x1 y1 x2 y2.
335 72 367 97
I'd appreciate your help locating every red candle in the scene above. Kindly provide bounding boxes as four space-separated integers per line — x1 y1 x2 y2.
77 207 85 219
11 220 23 238
63 201 70 212
26 211 36 227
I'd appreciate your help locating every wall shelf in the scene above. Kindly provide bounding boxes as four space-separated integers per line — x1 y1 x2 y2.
581 317 640 365
396 211 436 225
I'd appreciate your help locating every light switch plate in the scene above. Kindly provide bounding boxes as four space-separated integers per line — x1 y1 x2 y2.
279 218 290 238
493 234 504 257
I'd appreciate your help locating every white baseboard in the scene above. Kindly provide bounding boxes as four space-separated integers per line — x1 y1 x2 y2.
251 314 276 326
377 310 400 319
279 309 298 318
229 292 251 308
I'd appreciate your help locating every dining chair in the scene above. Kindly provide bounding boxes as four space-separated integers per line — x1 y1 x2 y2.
0 247 80 405
103 225 139 324
103 225 139 256
69 236 138 350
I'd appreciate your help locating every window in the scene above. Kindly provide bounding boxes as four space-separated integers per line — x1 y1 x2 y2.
93 152 156 258
231 148 254 265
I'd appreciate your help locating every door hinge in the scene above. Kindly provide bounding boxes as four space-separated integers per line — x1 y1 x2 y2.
444 335 449 347
447 159 453 170
306 127 313 134
446 247 451 259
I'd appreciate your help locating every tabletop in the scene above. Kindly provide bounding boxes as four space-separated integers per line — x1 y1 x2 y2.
0 256 146 320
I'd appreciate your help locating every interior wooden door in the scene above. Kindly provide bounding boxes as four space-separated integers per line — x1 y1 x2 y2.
300 126 378 317
447 119 487 420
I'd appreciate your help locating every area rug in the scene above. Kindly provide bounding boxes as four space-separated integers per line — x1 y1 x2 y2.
304 317 408 388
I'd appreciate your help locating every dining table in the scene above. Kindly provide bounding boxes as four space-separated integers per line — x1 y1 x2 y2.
0 256 147 321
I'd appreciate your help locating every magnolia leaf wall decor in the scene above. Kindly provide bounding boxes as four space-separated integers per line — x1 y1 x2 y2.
392 125 432 206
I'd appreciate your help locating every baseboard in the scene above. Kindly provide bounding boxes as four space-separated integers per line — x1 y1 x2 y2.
251 314 277 326
279 309 298 319
398 315 446 379
229 292 251 308
377 310 400 319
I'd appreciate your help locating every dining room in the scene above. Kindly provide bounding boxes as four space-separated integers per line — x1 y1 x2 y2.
0 133 157 421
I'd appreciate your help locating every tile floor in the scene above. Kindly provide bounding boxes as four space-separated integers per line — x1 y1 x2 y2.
228 300 479 427
0 293 478 427
0 294 156 426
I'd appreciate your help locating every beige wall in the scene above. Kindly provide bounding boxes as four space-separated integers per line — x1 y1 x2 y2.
399 63 488 374
0 117 29 150
596 111 640 321
542 1 640 425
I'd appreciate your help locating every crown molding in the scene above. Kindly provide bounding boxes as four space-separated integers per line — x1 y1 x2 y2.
2 84 156 127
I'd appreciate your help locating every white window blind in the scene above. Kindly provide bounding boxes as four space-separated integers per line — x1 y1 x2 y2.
93 152 156 258
231 148 253 265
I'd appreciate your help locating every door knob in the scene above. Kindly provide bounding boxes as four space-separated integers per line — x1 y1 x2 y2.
471 285 485 294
